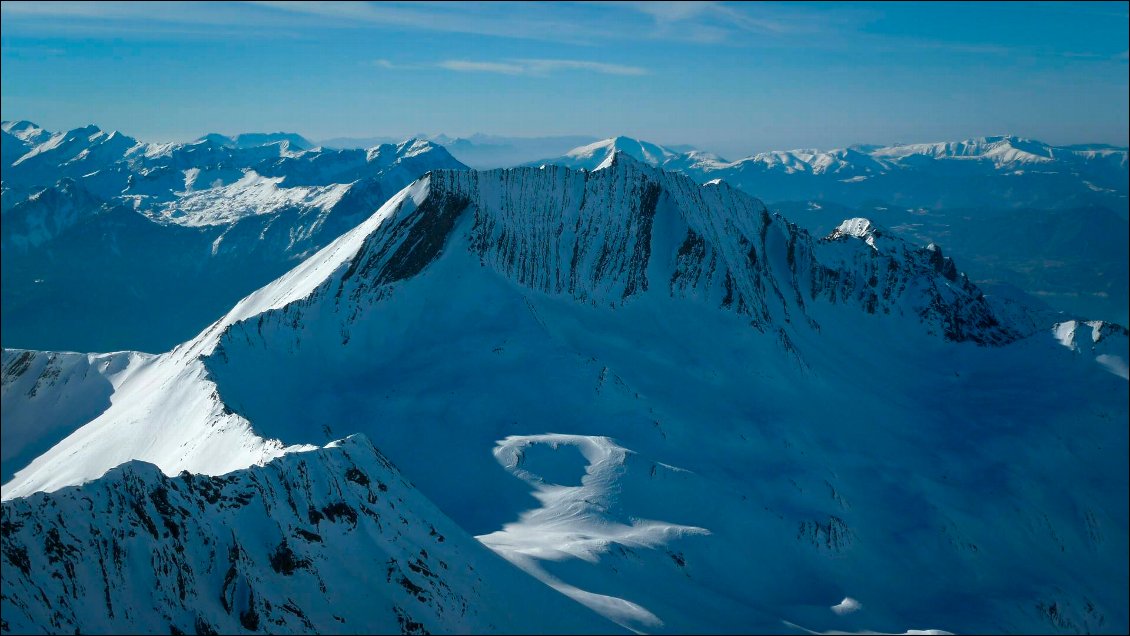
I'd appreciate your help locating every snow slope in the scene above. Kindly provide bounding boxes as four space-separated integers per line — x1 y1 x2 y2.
2 156 1127 633
1 434 617 634
0 349 153 483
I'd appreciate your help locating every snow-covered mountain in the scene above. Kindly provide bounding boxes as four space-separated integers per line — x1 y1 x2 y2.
323 133 603 169
535 136 1129 324
538 135 1128 210
197 131 315 151
775 200 1130 326
1 434 616 634
1 121 467 353
525 135 727 173
3 155 1126 634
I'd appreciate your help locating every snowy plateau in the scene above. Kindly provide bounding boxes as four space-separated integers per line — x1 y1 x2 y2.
0 123 1128 635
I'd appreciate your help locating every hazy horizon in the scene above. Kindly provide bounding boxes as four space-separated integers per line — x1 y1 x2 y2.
2 1 1128 158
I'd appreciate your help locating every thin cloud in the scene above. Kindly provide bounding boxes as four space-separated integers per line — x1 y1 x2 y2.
1 1 831 46
606 0 836 39
437 59 648 76
520 59 649 76
245 1 626 44
438 60 526 75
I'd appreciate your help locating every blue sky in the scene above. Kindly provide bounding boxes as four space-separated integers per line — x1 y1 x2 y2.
1 1 1127 157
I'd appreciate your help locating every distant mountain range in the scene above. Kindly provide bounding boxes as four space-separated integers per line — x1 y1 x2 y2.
197 131 315 151
320 133 603 169
529 134 1128 211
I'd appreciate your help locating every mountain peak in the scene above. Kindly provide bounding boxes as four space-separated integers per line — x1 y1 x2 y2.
1 120 43 134
395 137 439 156
830 217 882 239
536 136 687 171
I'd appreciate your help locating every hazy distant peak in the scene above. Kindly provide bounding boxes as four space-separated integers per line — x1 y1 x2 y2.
194 131 314 151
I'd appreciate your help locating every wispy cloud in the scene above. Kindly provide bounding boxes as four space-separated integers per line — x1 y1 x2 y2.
438 60 527 75
245 1 628 44
378 58 648 77
522 59 648 76
0 0 831 45
3 0 1125 65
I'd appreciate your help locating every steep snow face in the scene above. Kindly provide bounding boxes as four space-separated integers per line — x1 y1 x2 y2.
0 181 433 499
433 157 1014 344
0 435 617 635
0 349 153 483
815 219 1013 344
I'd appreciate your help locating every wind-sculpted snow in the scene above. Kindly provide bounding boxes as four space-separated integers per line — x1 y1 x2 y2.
2 157 1127 634
479 434 711 631
0 435 616 635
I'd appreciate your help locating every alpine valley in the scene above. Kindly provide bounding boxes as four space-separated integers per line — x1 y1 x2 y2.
1 123 1127 635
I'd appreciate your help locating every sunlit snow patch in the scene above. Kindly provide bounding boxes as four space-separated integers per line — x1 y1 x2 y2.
831 597 863 615
784 620 953 635
477 434 709 631
1053 320 1130 380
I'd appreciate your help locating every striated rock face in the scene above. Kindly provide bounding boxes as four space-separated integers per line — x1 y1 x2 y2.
288 154 1019 347
0 435 614 635
815 218 1013 345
